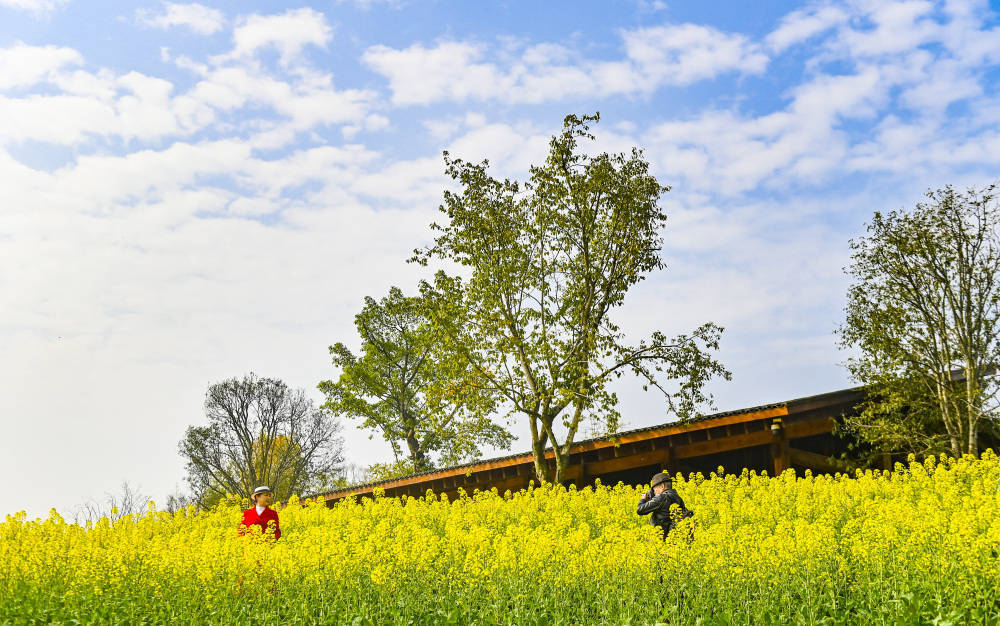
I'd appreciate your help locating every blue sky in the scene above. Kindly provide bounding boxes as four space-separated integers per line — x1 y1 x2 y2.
2 0 999 519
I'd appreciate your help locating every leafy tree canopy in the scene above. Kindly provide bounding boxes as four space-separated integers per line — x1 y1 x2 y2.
413 113 731 483
837 183 1000 459
320 286 512 474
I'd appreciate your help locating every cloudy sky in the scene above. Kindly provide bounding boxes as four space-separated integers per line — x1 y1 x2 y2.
2 0 998 520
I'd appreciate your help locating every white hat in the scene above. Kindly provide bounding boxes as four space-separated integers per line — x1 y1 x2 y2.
252 486 272 496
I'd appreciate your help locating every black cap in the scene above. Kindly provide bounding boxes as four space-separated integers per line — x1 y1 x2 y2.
650 472 672 488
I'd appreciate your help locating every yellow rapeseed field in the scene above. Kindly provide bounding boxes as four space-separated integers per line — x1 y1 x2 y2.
3 452 1000 624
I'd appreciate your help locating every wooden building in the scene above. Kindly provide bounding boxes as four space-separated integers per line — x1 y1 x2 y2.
311 385 865 506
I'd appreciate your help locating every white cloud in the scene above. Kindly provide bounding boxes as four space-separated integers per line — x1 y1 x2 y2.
362 41 489 105
0 6 376 150
899 58 982 114
229 7 332 64
442 121 553 179
0 43 82 89
0 68 196 145
633 0 668 10
836 1 939 57
334 0 407 7
349 156 445 203
363 23 768 105
423 116 462 141
342 113 390 138
0 0 68 13
766 5 849 53
632 1 1000 195
185 65 376 134
137 2 226 35
622 24 768 86
639 60 999 195
639 74 866 194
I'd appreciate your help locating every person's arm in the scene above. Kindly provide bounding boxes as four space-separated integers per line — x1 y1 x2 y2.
637 492 665 516
273 512 281 540
636 488 652 511
237 509 249 536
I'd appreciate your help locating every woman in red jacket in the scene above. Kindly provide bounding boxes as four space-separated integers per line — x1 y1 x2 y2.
239 486 281 540
235 486 281 596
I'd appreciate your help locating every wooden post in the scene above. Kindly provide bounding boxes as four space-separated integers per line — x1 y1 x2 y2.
578 461 589 489
661 445 673 477
769 418 789 476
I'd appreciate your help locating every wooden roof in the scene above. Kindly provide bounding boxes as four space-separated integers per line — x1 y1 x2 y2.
309 385 864 502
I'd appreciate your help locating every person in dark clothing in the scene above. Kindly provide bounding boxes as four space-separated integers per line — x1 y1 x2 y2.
636 472 693 541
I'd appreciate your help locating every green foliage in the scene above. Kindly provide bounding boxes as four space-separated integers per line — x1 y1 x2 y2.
413 113 730 482
364 459 418 483
320 286 512 473
837 183 1000 458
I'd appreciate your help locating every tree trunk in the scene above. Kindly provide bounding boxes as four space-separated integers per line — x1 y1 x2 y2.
404 426 429 471
965 362 980 456
969 418 979 457
935 376 962 457
529 414 551 484
542 420 566 484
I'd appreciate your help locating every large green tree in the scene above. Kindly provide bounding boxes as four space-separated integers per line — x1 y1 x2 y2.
837 184 1000 459
319 286 511 475
413 113 731 484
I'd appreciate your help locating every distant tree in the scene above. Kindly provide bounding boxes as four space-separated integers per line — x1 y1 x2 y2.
74 480 150 525
837 184 1000 459
320 287 512 473
179 373 344 506
329 462 369 489
363 459 418 483
163 486 195 514
412 113 731 484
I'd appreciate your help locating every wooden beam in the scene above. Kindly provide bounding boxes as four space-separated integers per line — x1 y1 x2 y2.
788 447 853 474
586 450 670 476
568 406 789 455
785 417 836 439
674 428 774 458
668 415 837 461
322 406 805 500
785 388 864 414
